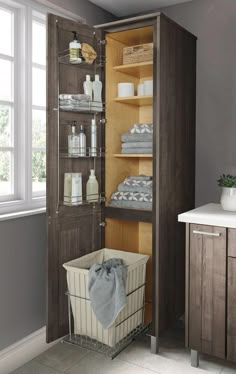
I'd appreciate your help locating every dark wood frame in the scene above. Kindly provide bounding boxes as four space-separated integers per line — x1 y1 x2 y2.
47 12 197 347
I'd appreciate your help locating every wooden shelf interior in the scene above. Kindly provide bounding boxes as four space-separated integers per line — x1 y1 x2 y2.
114 95 153 106
105 26 154 312
113 153 152 158
113 61 153 78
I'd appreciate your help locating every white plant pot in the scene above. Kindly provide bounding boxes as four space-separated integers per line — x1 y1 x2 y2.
220 187 236 211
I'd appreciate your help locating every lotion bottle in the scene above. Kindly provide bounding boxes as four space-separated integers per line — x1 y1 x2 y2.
86 169 99 202
92 74 102 102
90 118 97 156
78 125 86 157
68 122 79 156
83 75 93 100
69 31 82 64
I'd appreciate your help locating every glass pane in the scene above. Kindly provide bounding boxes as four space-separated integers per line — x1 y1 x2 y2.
32 109 46 148
32 151 46 192
32 67 46 107
0 106 13 147
32 21 46 65
0 151 12 196
0 8 13 56
0 59 13 101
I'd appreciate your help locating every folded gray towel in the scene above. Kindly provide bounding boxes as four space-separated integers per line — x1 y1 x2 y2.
122 142 152 149
128 175 152 181
88 258 127 329
59 94 90 101
109 200 152 210
121 133 153 143
121 148 152 154
129 123 153 134
118 178 152 193
110 191 152 203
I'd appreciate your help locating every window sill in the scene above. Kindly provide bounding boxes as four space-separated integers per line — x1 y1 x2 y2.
0 207 46 222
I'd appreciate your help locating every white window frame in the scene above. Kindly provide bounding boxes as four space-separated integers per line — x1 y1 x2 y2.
0 0 84 215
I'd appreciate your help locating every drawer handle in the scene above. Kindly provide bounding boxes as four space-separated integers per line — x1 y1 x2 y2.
193 230 221 237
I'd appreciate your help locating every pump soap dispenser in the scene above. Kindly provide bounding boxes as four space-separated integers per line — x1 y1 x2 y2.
69 31 82 64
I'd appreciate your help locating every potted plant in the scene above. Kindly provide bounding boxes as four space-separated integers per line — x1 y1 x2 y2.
217 174 236 211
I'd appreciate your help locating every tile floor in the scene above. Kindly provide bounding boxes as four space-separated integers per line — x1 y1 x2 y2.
12 326 236 374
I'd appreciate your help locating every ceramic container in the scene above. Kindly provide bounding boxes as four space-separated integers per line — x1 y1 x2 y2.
118 82 134 97
137 83 144 96
143 79 153 96
220 187 236 211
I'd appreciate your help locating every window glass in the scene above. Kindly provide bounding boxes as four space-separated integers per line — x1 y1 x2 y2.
32 67 46 107
32 21 46 65
32 151 46 192
0 151 12 195
0 60 13 101
0 106 13 147
32 109 46 148
0 8 13 56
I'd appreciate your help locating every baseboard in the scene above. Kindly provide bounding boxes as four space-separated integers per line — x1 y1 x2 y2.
0 326 60 374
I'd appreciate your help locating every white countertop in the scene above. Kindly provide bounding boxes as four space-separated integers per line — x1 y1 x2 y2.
178 203 236 228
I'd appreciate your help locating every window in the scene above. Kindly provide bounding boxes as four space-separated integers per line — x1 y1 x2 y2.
0 2 46 214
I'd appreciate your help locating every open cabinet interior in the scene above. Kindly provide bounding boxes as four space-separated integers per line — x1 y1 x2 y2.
104 26 154 323
47 12 197 353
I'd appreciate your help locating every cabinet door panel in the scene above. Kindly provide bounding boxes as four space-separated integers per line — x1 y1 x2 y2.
227 257 236 362
189 224 226 358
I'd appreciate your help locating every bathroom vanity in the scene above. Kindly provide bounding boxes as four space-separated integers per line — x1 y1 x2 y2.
178 204 236 366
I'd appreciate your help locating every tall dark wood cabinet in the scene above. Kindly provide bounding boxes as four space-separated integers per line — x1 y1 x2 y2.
46 12 197 350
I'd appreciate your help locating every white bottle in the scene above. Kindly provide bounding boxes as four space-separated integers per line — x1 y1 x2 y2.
86 169 99 202
64 173 82 206
92 74 102 102
90 119 97 156
78 125 86 157
69 31 82 64
83 75 93 100
68 122 80 156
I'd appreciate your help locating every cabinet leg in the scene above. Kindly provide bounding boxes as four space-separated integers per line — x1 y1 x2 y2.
151 336 159 354
191 350 199 367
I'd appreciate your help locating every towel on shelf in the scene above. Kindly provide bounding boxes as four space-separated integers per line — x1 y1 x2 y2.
88 258 127 329
118 177 152 194
59 94 91 101
121 148 152 154
109 200 152 210
128 175 152 181
121 133 153 143
110 191 152 203
121 142 152 149
129 123 153 134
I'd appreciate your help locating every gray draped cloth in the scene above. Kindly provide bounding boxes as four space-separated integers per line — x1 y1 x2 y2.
88 258 127 329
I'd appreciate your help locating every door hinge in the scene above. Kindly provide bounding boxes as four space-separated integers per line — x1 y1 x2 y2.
99 39 106 45
99 221 106 227
99 118 106 125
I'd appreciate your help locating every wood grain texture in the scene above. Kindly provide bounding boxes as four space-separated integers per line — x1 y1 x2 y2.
228 229 236 257
185 223 190 347
47 14 104 342
153 14 197 337
227 257 236 362
189 224 226 359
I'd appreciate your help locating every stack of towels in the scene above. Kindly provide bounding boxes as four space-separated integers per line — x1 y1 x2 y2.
59 94 103 112
121 123 153 154
109 175 152 210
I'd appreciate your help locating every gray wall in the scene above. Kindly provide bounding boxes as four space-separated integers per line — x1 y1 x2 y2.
49 0 115 24
0 214 46 350
159 0 236 206
0 1 115 352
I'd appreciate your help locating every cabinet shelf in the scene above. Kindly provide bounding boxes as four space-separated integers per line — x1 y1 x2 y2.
105 206 152 223
113 61 153 78
114 95 152 106
113 153 152 158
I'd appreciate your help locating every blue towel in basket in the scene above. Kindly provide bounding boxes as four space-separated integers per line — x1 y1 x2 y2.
88 258 127 329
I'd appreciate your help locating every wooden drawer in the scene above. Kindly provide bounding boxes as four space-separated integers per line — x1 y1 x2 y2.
227 257 236 362
228 229 236 257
